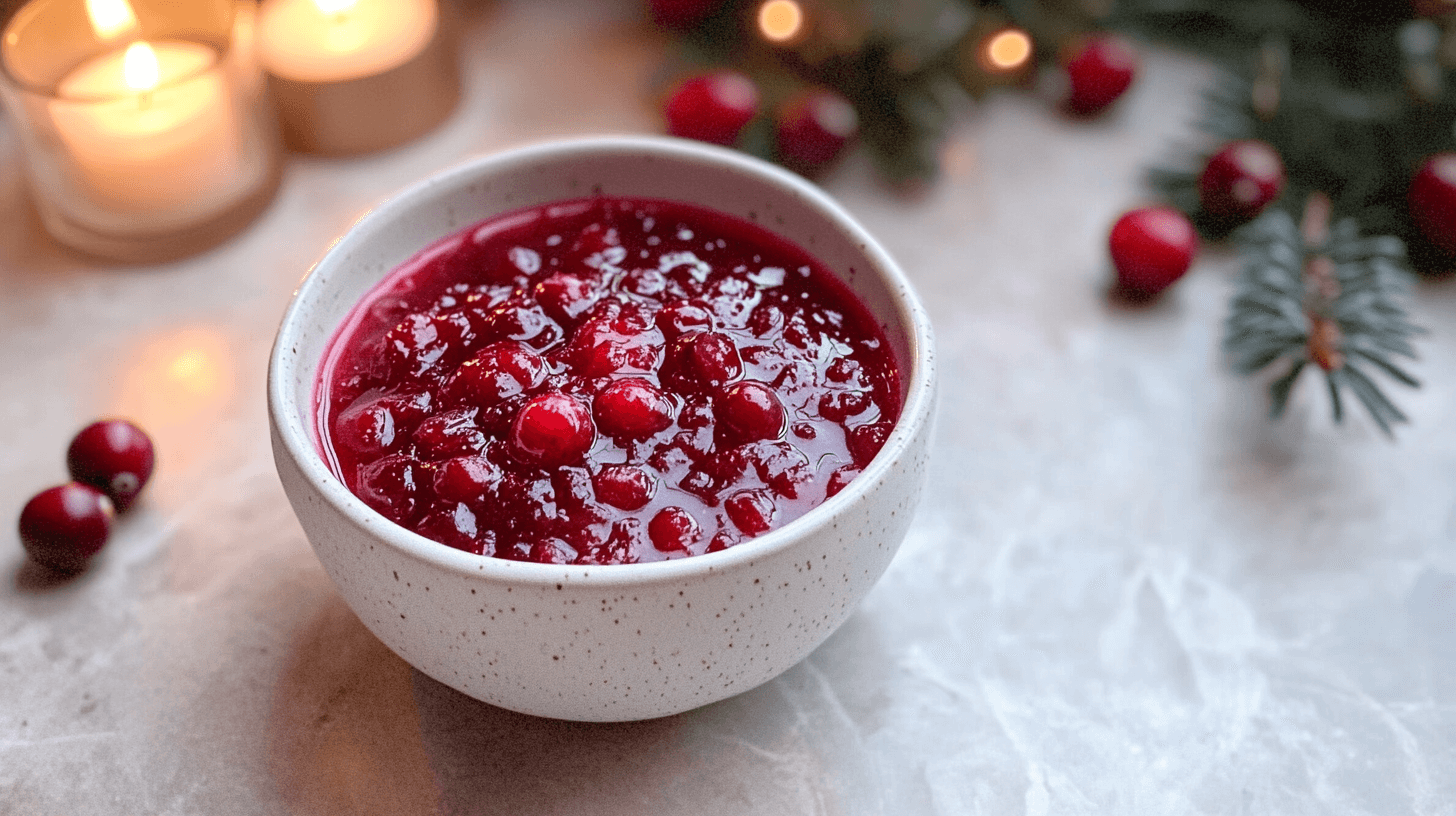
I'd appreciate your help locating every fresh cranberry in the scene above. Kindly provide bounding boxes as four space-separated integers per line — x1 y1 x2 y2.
1410 153 1456 256
724 489 775 536
18 483 114 573
534 273 598 326
441 341 546 408
655 300 715 339
818 390 870 423
593 378 673 439
648 506 701 552
356 454 429 524
1108 206 1198 296
592 464 656 510
577 519 643 565
432 454 502 505
706 530 737 552
1198 140 1285 223
717 381 786 443
775 87 858 175
415 503 483 553
846 421 894 468
66 419 154 511
477 302 562 349
413 407 487 460
1063 34 1137 116
663 70 759 146
509 392 595 467
744 440 811 498
668 331 743 391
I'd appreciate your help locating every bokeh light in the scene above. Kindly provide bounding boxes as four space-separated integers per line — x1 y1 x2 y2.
758 0 804 44
984 29 1032 71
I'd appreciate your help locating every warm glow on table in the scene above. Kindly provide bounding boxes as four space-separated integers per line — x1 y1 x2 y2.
50 38 243 223
256 0 438 84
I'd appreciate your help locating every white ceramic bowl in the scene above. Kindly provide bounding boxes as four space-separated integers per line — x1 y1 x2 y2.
268 136 936 721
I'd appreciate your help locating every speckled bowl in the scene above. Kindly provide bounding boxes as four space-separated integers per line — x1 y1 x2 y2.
268 136 936 721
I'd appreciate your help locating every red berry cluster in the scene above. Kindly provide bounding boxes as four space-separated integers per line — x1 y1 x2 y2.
323 197 901 565
17 420 154 573
662 70 859 177
1109 139 1287 297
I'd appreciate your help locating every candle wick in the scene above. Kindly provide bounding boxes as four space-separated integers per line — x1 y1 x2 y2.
332 10 348 25
138 89 152 109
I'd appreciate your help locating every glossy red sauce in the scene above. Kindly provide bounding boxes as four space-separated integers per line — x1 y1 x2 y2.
317 196 899 564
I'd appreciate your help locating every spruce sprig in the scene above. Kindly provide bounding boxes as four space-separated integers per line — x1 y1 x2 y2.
1224 194 1422 435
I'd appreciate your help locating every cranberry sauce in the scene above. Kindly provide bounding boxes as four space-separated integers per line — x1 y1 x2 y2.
317 196 900 565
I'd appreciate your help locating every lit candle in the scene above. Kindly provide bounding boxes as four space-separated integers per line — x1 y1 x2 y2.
256 0 438 83
254 0 457 154
50 38 244 225
0 0 280 260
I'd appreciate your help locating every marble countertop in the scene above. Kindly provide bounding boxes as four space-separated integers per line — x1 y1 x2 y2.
3 1 1454 813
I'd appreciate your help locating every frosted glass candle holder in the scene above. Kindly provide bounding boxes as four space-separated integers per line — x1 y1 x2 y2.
0 0 281 262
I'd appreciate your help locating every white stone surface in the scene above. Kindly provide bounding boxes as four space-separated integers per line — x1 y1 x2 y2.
2 0 1453 813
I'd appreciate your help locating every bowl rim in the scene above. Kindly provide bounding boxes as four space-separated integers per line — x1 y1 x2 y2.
268 134 936 588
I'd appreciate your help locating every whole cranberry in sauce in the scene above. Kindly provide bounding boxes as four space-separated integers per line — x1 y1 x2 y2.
318 196 901 564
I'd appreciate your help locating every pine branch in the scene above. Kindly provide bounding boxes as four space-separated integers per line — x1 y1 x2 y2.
1223 193 1422 435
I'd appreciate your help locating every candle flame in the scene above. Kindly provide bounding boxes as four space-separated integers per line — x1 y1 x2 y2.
85 0 139 41
984 29 1032 71
313 0 358 16
123 41 160 91
757 0 804 44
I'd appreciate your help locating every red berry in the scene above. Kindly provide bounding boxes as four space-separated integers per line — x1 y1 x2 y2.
66 419 154 511
19 483 115 573
509 392 595 467
718 381 786 443
528 537 578 565
775 87 857 174
594 378 674 439
1108 206 1199 296
357 454 429 524
534 273 598 327
592 464 656 510
648 506 701 552
1063 34 1137 116
846 421 894 468
724 489 775 536
442 341 546 408
668 330 743 391
663 70 759 146
1409 153 1456 256
1198 140 1285 222
655 300 715 339
432 454 502 505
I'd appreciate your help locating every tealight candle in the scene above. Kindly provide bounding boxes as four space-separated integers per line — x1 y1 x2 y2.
0 0 281 261
51 39 243 224
256 0 459 154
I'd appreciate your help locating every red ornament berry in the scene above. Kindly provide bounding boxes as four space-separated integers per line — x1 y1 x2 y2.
663 70 759 147
1063 34 1137 116
510 392 596 467
19 483 115 573
717 380 786 443
1198 140 1285 222
1108 206 1199 296
66 419 154 511
1409 152 1456 256
594 378 674 439
775 87 858 174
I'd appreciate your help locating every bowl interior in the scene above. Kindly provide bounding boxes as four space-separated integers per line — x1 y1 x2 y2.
270 136 931 575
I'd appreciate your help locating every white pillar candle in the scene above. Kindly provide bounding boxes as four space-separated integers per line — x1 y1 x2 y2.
50 39 246 226
256 0 438 83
